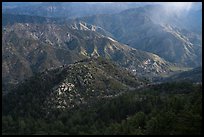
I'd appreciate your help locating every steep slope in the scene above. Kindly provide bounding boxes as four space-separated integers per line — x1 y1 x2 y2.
74 5 202 67
2 57 145 117
2 23 88 93
2 21 175 93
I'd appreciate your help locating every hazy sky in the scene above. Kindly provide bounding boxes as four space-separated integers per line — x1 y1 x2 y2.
2 2 201 12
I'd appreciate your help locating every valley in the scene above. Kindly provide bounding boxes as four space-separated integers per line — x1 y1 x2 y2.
2 2 202 135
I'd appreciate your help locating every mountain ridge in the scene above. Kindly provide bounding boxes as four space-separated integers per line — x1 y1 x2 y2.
72 5 202 67
2 57 145 117
3 21 179 93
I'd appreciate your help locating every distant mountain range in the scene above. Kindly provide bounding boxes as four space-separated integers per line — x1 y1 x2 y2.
3 4 202 93
3 4 202 68
2 2 202 135
3 17 179 93
72 5 202 67
2 2 142 18
2 13 65 26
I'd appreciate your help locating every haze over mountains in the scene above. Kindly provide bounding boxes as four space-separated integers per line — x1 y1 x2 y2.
2 2 202 135
2 2 146 18
3 2 202 67
2 19 176 93
74 4 202 67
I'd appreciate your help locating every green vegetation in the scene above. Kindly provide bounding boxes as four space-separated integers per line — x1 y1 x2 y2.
2 82 202 135
2 58 141 117
2 4 202 135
